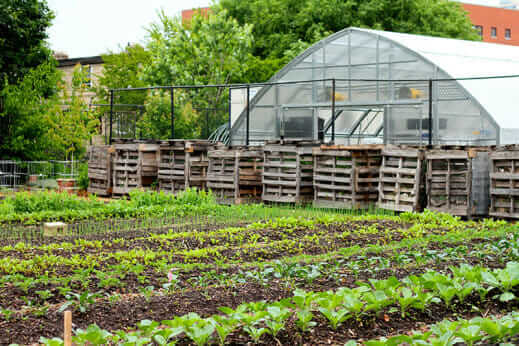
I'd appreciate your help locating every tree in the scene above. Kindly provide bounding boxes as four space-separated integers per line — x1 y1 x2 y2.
144 10 253 86
96 44 152 105
0 0 54 84
217 0 480 79
0 64 99 160
139 10 254 139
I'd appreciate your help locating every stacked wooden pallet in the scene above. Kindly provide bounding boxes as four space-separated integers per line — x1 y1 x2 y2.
262 140 318 204
490 147 519 219
207 146 263 204
157 140 212 194
426 149 489 217
313 145 382 209
87 145 114 196
377 146 424 212
112 142 159 196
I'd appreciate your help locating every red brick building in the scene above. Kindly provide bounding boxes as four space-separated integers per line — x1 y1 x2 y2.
181 7 210 23
461 2 519 46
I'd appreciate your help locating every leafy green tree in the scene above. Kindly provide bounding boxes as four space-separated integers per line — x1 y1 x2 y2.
144 10 253 86
96 44 151 105
139 10 254 139
217 0 481 79
0 0 54 84
1 64 99 160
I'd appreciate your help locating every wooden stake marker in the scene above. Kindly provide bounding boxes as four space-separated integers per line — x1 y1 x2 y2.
64 310 72 346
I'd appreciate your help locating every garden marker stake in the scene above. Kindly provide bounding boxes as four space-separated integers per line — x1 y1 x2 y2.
64 310 72 346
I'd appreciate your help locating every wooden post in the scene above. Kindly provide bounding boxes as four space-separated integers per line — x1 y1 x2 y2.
64 310 72 346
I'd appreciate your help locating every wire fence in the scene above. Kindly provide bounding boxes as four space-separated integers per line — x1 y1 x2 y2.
0 160 80 190
107 75 519 147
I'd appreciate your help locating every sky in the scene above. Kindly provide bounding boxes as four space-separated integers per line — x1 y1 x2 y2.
46 0 212 58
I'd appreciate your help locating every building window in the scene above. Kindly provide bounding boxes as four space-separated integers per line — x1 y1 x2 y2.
81 65 93 87
474 25 483 37
491 27 497 38
506 28 512 40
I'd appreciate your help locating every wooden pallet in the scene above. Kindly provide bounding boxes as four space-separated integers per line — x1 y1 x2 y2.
490 150 519 219
158 140 213 194
207 147 263 204
426 149 489 217
112 142 159 196
262 141 318 204
426 150 471 216
377 147 424 212
87 145 114 196
313 145 382 209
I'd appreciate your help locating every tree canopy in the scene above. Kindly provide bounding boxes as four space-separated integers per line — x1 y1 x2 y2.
217 0 480 78
0 0 54 84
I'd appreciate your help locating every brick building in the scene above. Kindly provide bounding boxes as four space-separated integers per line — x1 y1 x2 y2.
56 55 104 104
461 2 519 46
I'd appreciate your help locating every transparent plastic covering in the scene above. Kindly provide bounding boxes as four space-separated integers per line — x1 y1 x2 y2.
230 27 519 145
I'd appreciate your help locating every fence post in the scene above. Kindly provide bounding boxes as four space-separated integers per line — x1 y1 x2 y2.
246 85 250 146
109 90 114 144
174 87 175 139
228 88 232 147
64 310 72 346
428 79 433 147
331 78 336 143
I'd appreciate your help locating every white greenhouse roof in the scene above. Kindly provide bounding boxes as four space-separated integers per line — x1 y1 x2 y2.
354 28 519 129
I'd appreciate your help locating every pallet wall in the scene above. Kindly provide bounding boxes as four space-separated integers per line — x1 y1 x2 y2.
87 145 114 196
377 147 424 212
313 145 382 209
207 147 263 204
158 140 212 194
112 143 159 196
426 149 489 217
490 149 519 219
262 141 318 203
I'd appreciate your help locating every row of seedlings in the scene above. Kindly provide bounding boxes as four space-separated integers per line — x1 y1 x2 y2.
425 148 490 217
313 145 382 209
112 140 160 197
206 146 263 204
262 140 318 204
87 145 114 196
158 140 213 194
489 146 519 219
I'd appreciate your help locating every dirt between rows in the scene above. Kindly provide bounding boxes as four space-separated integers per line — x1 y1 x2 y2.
0 234 504 311
0 255 509 345
0 220 404 260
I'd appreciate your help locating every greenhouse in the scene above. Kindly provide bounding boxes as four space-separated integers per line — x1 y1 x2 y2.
229 27 519 146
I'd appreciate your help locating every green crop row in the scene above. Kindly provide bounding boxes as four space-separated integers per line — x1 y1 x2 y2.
39 262 519 345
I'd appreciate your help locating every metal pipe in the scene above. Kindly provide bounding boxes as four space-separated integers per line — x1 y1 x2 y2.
109 90 114 144
428 79 433 147
174 87 175 139
246 85 250 146
331 79 336 143
228 88 232 147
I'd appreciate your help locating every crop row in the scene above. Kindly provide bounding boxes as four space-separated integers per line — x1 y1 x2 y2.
39 262 519 345
1 216 517 312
